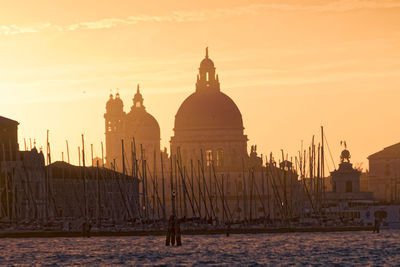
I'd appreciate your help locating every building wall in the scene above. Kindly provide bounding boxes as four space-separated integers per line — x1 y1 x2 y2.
140 163 303 222
104 110 160 173
368 157 400 203
0 119 19 161
170 130 248 172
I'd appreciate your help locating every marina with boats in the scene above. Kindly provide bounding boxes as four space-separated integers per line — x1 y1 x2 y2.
0 125 398 238
0 49 399 237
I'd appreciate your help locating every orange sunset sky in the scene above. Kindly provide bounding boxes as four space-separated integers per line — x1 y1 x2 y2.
0 0 399 171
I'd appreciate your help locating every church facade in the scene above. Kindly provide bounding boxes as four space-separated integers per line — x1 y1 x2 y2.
368 142 400 202
104 86 161 172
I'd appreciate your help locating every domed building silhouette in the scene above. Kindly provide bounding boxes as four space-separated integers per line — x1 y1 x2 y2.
104 85 160 171
171 48 253 171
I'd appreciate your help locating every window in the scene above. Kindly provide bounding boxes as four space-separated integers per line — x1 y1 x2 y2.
346 181 352 193
216 149 224 167
206 149 212 166
206 72 209 81
136 102 141 108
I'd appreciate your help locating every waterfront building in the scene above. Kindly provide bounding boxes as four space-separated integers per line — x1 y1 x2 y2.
104 85 161 172
170 48 260 172
0 116 19 161
368 142 400 203
326 147 373 203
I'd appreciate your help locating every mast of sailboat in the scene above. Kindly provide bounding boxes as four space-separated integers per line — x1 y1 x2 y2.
183 166 200 218
170 154 176 216
153 149 159 220
200 151 216 220
177 148 187 218
249 168 254 221
321 126 325 212
190 159 195 217
160 151 166 221
211 163 233 223
241 158 248 222
81 134 87 223
2 144 10 222
197 159 210 218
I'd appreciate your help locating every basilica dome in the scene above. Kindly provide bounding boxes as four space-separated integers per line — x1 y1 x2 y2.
174 48 244 132
170 48 248 170
126 86 160 141
174 90 243 131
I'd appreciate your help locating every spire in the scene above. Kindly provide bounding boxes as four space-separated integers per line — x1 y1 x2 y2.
205 47 209 58
133 84 144 109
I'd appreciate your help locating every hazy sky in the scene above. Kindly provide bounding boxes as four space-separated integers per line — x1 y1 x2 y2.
0 0 399 171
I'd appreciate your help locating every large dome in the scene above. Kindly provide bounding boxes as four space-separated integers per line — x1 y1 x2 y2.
174 90 243 131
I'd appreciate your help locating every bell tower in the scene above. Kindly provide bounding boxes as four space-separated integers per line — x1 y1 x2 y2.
104 92 125 168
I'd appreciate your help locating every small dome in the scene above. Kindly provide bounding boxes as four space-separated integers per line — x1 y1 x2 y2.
174 90 243 131
200 47 215 69
114 92 123 106
340 149 351 162
126 110 160 141
126 87 160 141
112 92 123 111
200 57 215 69
106 94 114 111
105 91 124 114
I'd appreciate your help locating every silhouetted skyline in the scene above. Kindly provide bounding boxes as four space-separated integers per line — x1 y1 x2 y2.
1 0 399 169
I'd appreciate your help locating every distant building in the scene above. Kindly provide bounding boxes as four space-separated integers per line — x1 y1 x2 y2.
368 142 400 203
100 49 304 222
170 48 260 171
49 161 140 222
0 116 19 161
104 85 161 172
326 148 373 203
0 115 47 222
0 115 141 226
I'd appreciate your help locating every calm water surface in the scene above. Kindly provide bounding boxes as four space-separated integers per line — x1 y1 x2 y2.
0 230 399 266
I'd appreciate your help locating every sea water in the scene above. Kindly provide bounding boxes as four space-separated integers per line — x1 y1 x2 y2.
0 230 399 266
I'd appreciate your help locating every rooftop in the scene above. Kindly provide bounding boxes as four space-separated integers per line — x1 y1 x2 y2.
368 142 400 160
0 116 19 125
